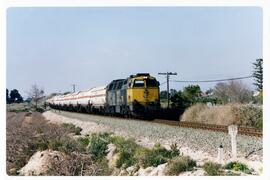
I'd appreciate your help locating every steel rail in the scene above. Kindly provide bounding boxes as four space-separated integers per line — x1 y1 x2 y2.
151 119 262 137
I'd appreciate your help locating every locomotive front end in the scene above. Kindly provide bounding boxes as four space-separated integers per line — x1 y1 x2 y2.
127 73 160 118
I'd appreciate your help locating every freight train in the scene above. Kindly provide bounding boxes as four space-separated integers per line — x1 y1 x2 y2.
46 73 160 118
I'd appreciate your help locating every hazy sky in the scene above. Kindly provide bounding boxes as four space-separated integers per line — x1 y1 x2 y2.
7 7 262 98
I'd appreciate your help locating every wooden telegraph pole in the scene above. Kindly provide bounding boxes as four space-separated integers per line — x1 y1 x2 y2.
158 72 177 108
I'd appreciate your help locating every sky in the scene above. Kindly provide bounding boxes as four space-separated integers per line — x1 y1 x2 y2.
6 7 262 98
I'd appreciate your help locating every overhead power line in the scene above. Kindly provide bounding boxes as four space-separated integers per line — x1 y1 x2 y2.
160 82 167 85
170 75 253 83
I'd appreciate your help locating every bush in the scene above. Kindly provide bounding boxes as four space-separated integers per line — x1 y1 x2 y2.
110 136 139 168
138 143 180 168
181 103 262 129
32 140 49 151
88 133 110 160
33 138 85 153
95 157 112 176
48 139 63 150
35 107 45 113
110 136 180 169
77 137 90 147
180 103 207 122
224 162 251 174
59 139 84 153
62 123 82 135
233 105 262 129
203 162 223 176
165 156 196 175
116 151 137 168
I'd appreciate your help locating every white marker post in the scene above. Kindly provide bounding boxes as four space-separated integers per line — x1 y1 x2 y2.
228 125 238 160
217 145 224 164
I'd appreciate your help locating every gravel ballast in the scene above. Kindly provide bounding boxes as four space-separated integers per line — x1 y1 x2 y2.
43 110 262 173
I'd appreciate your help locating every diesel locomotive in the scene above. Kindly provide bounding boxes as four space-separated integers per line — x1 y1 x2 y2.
47 73 160 118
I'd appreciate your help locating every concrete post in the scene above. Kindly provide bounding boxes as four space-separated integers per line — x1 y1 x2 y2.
228 125 238 160
217 145 224 164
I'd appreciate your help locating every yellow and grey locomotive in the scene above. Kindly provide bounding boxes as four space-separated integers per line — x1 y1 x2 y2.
46 73 160 118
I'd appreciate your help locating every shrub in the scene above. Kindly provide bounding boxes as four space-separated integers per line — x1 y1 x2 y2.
35 107 45 113
95 157 112 176
62 123 82 135
180 103 207 122
165 156 196 175
48 139 63 150
77 137 90 147
74 127 83 135
138 143 180 168
32 140 49 151
110 137 140 168
233 105 262 129
88 133 110 160
181 103 262 129
59 139 84 153
224 161 251 174
116 151 136 168
170 143 180 157
203 162 223 176
225 171 241 176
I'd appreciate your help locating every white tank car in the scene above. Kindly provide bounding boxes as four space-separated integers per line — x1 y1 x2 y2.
75 85 107 107
49 85 106 108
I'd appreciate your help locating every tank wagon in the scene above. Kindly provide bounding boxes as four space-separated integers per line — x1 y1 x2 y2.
47 73 160 118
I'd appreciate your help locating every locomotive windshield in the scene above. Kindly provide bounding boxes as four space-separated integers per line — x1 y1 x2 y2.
133 80 145 87
146 79 158 87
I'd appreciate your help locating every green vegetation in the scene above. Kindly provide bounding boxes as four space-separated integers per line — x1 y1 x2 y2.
165 156 196 175
31 137 84 153
99 135 181 169
110 136 139 168
224 161 251 174
62 123 82 135
77 137 90 147
138 143 180 168
252 58 263 92
35 107 45 113
88 133 110 160
203 162 223 176
233 105 263 129
6 89 24 104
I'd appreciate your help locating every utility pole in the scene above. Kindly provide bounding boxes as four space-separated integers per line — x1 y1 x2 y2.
158 72 177 108
71 84 76 93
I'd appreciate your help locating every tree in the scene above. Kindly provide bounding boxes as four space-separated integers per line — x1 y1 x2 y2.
27 84 44 109
6 89 10 104
170 89 177 97
9 89 23 103
182 85 202 104
252 58 263 91
160 90 168 100
213 81 252 104
171 85 202 109
171 90 190 109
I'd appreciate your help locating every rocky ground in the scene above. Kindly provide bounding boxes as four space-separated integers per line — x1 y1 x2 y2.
43 110 263 174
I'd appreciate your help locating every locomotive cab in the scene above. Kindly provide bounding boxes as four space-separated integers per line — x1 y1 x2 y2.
106 73 160 118
127 73 160 118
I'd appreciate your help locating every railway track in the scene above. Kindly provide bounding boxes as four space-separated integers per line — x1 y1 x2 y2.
151 119 262 137
51 109 262 137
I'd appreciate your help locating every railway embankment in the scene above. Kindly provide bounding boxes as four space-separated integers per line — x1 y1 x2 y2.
43 110 263 174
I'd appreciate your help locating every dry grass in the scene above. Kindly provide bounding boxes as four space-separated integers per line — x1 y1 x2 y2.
165 156 196 175
180 103 262 128
6 112 109 176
